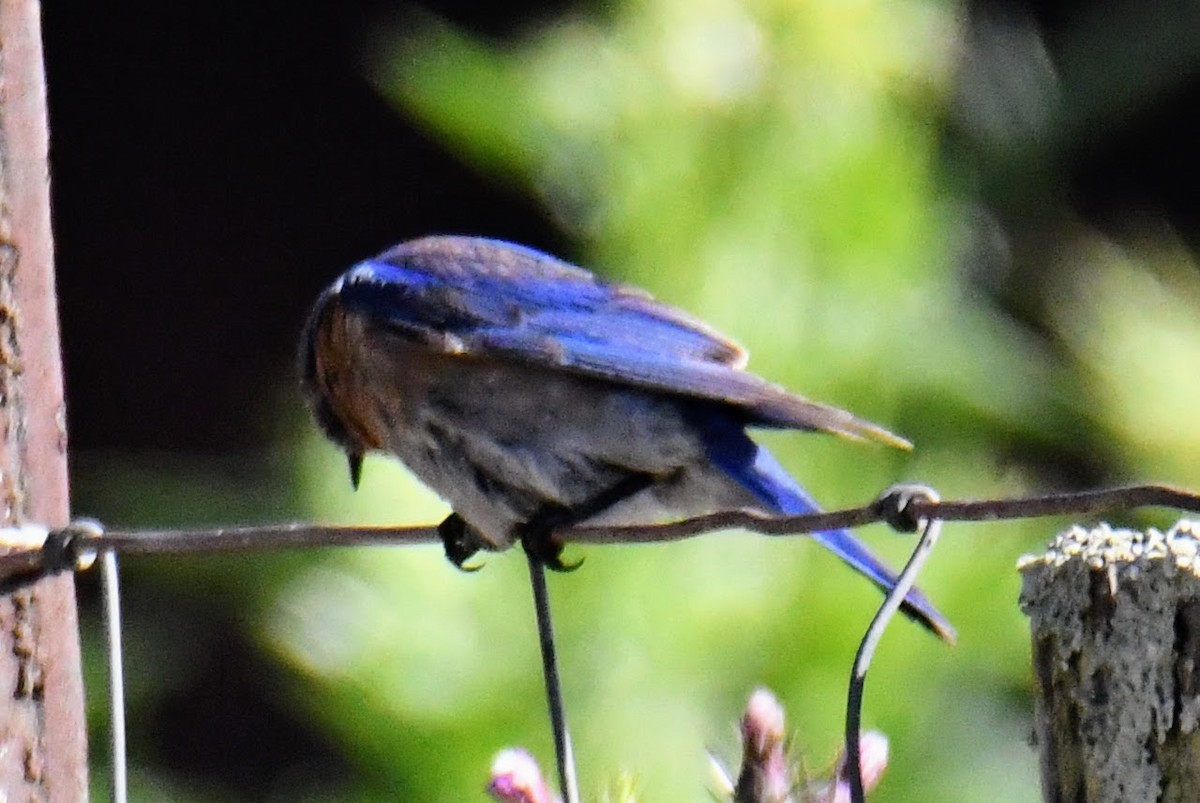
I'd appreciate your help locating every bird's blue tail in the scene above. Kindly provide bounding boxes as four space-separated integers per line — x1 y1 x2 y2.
701 415 954 641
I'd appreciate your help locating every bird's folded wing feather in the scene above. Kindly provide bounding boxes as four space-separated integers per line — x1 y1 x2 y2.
338 245 907 447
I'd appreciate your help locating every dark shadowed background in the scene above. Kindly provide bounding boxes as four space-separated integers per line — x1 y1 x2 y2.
43 1 1200 800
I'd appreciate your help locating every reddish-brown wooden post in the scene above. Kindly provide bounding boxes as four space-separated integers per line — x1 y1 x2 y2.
0 0 89 798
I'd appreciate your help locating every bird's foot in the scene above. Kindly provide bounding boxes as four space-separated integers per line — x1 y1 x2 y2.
520 505 586 572
438 513 485 571
519 528 583 572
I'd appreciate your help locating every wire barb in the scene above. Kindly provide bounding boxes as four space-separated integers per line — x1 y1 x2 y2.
0 518 104 594
845 487 944 803
525 547 580 803
101 549 128 803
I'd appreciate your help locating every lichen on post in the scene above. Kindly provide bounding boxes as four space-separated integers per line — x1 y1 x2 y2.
1019 520 1200 803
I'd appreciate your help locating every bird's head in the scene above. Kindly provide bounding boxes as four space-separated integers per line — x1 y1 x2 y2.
299 282 367 489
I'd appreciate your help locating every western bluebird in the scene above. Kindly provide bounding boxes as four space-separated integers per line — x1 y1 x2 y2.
301 235 951 638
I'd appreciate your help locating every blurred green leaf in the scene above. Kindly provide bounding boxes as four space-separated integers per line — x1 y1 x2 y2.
84 1 1200 800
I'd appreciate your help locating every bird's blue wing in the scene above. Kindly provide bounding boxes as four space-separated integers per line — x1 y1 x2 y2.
335 236 905 445
339 235 746 363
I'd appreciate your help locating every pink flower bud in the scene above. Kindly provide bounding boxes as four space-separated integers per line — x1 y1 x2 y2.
735 688 793 802
487 748 557 803
830 731 889 803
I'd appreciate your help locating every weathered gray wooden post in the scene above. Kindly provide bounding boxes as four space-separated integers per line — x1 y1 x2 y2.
1020 520 1200 803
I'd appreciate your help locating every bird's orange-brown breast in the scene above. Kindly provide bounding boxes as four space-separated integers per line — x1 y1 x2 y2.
308 300 393 451
308 296 462 456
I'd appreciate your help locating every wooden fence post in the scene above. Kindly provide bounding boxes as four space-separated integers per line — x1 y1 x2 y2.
0 0 89 798
1020 520 1200 803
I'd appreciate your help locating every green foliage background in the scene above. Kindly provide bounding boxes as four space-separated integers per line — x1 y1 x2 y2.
79 0 1200 800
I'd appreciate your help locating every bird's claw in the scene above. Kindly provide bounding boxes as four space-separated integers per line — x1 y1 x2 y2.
438 513 485 570
520 530 583 572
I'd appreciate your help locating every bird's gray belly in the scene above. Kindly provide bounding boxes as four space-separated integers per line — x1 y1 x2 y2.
376 357 744 549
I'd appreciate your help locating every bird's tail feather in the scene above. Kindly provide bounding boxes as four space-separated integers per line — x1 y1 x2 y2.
704 426 955 642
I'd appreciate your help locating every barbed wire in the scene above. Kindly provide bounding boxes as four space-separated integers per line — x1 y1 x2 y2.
4 480 1199 802
1 482 1196 591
